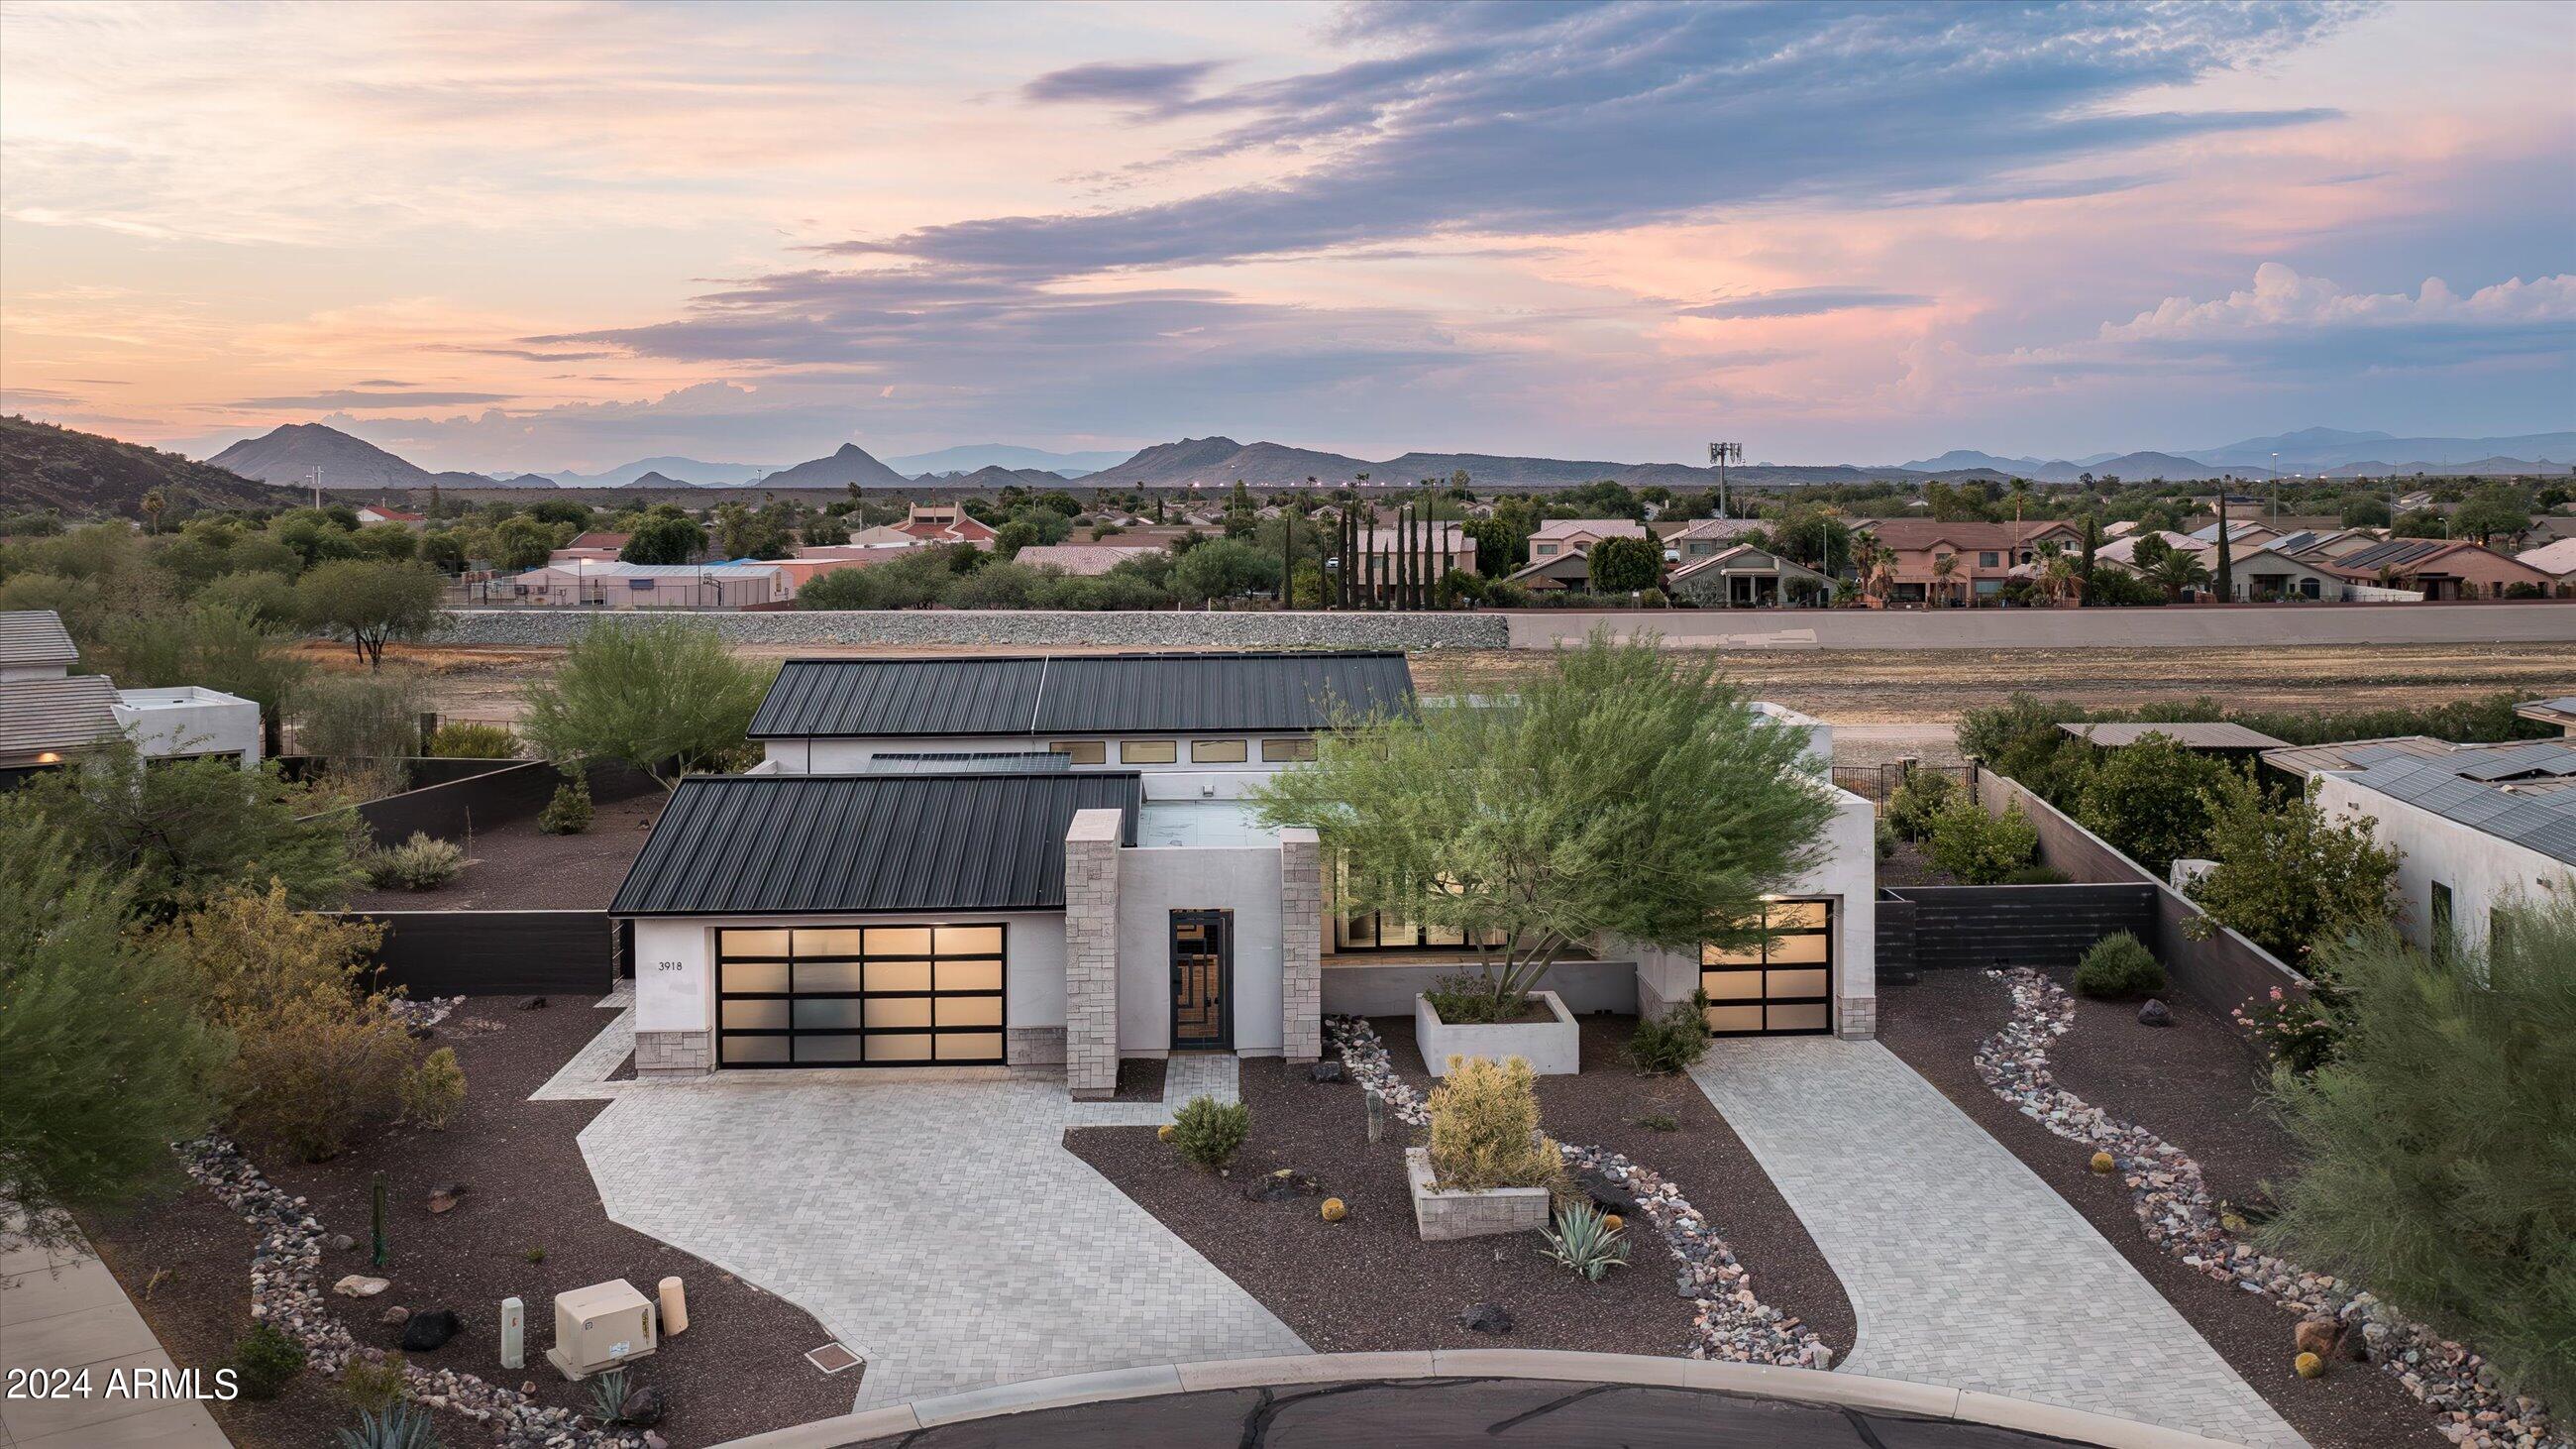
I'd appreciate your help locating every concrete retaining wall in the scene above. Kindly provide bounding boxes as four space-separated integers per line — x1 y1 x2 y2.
442 609 1507 650
1975 768 2308 1014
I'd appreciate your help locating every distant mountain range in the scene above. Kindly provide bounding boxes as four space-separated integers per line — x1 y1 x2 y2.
206 422 497 490
2 414 294 517
756 442 912 490
885 443 1127 478
1896 428 2573 482
544 456 774 488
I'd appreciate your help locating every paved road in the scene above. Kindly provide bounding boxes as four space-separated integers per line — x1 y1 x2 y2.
550 1004 1306 1410
1690 1038 2302 1449
1512 600 2576 649
846 1377 2147 1448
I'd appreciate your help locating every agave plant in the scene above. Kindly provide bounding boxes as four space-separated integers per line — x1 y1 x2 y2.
587 1366 630 1424
336 1402 440 1449
1541 1200 1630 1282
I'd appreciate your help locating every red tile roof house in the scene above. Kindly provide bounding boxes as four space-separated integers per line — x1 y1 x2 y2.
550 530 633 563
1853 519 2086 605
898 502 1000 546
1504 518 1647 591
354 502 425 525
2316 538 2558 601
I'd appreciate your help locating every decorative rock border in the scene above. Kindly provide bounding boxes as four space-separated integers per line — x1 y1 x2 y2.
1327 1016 1832 1370
1975 967 2565 1449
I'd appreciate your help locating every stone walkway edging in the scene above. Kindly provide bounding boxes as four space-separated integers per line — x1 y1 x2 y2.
703 1350 2260 1449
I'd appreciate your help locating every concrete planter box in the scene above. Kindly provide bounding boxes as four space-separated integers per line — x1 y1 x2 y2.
1405 1147 1553 1242
1414 990 1579 1077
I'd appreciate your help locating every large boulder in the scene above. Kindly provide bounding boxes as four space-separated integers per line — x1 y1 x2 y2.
400 1308 463 1352
1457 1302 1513 1335
2137 999 2174 1028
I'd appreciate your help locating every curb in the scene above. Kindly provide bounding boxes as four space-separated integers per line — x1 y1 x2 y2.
707 1350 2259 1449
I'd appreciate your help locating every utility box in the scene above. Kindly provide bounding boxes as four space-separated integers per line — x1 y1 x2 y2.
546 1279 659 1381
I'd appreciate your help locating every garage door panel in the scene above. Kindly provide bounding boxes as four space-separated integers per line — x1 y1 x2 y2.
1699 900 1834 1038
716 925 1008 1068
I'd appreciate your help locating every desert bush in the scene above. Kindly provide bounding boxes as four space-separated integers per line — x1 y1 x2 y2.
231 1324 305 1400
1924 800 2039 884
1169 1094 1250 1170
1425 1055 1562 1193
294 672 426 776
2073 734 2231 875
1542 1200 1630 1281
2233 986 2340 1074
2262 901 2576 1407
400 1048 467 1129
1886 768 1956 840
361 833 466 891
2072 932 2167 998
1874 818 1896 860
424 722 519 758
1622 1003 1708 1075
538 776 593 835
1421 970 1537 1025
2187 773 2398 965
339 1352 407 1413
337 1402 439 1449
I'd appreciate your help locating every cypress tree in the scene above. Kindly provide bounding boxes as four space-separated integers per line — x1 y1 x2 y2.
2215 489 2234 602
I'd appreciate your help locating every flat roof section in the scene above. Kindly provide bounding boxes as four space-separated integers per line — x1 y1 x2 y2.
1136 800 1282 849
2061 722 2291 750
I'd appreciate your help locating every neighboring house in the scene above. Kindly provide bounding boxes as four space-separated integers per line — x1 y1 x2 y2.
1854 519 2086 603
899 502 1000 546
2267 736 2576 956
0 610 260 783
610 652 1881 1089
2516 696 2576 736
2061 722 2288 759
1525 518 1648 563
2316 538 2555 600
770 547 918 595
354 503 425 526
550 530 633 564
2187 519 2284 551
507 559 789 608
1349 523 1474 602
2093 530 2204 572
2516 535 2576 584
2225 544 2353 602
1012 543 1164 576
1667 517 1770 562
2264 527 2380 562
2102 519 2141 540
1666 544 1832 607
1502 548 1603 592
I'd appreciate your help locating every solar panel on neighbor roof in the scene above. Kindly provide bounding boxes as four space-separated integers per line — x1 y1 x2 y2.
2350 758 2576 865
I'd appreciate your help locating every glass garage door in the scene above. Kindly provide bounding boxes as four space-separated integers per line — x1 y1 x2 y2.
715 925 1006 1067
1700 900 1833 1036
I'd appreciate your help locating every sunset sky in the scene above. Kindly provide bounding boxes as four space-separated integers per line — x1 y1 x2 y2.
2 0 2570 474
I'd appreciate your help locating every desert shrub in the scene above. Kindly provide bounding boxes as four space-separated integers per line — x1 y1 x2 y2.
1632 1112 1681 1132
1421 970 1535 1025
2234 986 2340 1074
337 1402 439 1449
538 776 593 835
340 1353 407 1413
1542 1200 1630 1281
424 722 518 758
400 1048 467 1129
160 886 418 1159
2262 902 2576 1406
361 833 466 890
231 1324 305 1400
1886 768 1957 840
1425 1055 1561 1192
1924 800 2039 884
1168 1094 1250 1170
1622 1003 1708 1075
1874 818 1896 861
2072 734 2231 875
2187 773 2398 965
2072 933 2167 998
294 672 426 778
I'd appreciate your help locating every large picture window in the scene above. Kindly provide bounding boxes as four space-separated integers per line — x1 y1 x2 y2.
1700 899 1833 1036
715 924 1006 1067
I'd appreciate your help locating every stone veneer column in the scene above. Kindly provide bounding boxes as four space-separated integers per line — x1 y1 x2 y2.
1278 828 1323 1063
1063 808 1125 1099
1838 997 1878 1041
634 1030 712 1075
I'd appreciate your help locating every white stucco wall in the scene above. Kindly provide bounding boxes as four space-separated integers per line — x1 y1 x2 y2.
630 911 1071 1037
1754 702 1834 776
1113 845 1286 1055
766 733 1306 799
114 686 261 767
2314 775 2573 954
1627 787 1878 1029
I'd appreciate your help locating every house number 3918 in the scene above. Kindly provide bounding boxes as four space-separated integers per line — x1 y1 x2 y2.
658 960 685 972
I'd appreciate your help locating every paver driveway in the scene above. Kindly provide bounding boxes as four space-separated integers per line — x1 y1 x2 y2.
1692 1037 2304 1449
545 1000 1306 1409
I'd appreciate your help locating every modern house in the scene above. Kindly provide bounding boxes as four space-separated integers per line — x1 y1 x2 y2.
2316 538 2555 600
0 610 261 784
2265 736 2576 955
610 651 1881 1092
1852 519 2086 604
898 503 1000 546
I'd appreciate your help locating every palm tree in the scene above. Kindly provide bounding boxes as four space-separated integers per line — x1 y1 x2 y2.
1930 551 1960 608
2149 549 2210 602
139 488 165 535
2007 478 2033 529
2040 550 2079 607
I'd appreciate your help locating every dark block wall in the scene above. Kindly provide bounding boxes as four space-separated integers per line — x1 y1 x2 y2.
1886 883 2157 973
330 910 615 997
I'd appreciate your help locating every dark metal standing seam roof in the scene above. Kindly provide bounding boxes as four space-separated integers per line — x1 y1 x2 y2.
746 651 1415 738
859 751 1072 774
608 772 1142 917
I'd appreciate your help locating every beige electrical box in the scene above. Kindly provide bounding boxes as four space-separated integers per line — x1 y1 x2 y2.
545 1279 660 1381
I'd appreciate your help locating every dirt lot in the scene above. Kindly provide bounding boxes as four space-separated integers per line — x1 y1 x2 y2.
378 639 2573 734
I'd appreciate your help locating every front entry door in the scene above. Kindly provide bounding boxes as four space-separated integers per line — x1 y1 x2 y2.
1170 910 1233 1050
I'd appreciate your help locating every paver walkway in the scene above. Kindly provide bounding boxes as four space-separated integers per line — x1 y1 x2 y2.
1690 1037 2304 1449
546 1000 1305 1409
1 1220 231 1447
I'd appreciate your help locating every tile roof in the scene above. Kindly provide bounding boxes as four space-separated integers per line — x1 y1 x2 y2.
1011 543 1164 576
2517 536 2576 577
2063 722 2290 750
608 771 1141 916
1531 518 1649 542
747 651 1416 739
1855 519 2081 552
0 674 121 757
0 610 79 669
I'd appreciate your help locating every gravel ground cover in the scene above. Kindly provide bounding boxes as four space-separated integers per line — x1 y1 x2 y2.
1066 1012 1854 1362
86 999 855 1448
1878 967 2446 1449
348 794 666 912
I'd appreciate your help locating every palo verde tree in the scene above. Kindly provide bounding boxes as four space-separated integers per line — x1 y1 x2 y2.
520 618 774 789
294 558 445 669
1253 631 1835 1014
